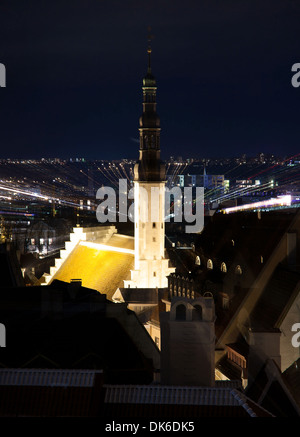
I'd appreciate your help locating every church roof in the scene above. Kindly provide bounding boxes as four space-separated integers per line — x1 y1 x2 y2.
51 241 134 300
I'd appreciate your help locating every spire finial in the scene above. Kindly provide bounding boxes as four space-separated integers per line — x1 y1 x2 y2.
147 26 153 73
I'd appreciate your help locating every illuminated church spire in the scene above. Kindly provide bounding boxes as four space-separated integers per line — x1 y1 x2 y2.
134 37 165 183
124 38 175 289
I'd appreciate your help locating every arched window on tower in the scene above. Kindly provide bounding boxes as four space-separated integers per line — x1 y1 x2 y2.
195 256 201 266
176 304 186 321
207 259 213 270
192 304 203 321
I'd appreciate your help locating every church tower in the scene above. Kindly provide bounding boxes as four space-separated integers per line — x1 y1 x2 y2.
124 43 175 289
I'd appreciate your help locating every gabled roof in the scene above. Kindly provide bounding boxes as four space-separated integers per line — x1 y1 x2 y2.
52 244 134 299
0 368 104 417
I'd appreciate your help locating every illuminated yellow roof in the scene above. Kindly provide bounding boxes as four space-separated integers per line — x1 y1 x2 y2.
94 234 134 250
51 244 134 300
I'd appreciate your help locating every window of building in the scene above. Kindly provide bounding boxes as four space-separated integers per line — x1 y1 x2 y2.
152 222 156 228
153 237 156 242
153 272 156 277
195 256 201 266
31 238 35 245
155 337 159 348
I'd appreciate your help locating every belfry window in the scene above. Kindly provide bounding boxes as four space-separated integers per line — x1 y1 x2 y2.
207 259 213 270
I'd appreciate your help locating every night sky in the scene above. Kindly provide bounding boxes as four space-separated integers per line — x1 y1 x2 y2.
0 0 300 160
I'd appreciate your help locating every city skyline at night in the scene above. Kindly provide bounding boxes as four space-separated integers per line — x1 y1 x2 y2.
1 0 300 161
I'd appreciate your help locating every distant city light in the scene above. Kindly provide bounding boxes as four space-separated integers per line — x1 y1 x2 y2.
222 195 292 214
